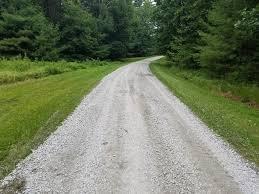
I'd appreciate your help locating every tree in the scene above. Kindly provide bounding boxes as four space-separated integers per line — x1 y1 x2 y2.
40 0 62 23
133 0 143 7
0 0 158 61
108 0 133 59
155 0 213 68
58 1 98 60
80 0 114 59
0 0 60 60
199 0 258 81
0 0 9 10
129 0 156 56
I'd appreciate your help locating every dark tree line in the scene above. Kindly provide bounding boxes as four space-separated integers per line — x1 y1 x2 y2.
155 0 259 83
0 0 156 60
1 0 258 83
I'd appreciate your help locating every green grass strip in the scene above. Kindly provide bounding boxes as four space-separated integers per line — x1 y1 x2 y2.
0 62 122 179
150 59 259 166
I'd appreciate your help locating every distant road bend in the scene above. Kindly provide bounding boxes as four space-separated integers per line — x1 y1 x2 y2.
1 57 258 193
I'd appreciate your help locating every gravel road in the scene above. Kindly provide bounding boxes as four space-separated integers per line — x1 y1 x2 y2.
1 57 258 193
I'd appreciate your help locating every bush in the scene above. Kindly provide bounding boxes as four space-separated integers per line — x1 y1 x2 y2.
0 59 100 84
44 66 65 75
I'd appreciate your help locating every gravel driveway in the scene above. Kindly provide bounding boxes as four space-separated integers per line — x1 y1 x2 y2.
1 57 258 193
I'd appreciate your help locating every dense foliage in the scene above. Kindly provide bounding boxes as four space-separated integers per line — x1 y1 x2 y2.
0 0 156 60
1 0 258 83
155 0 259 83
0 0 60 60
129 0 156 56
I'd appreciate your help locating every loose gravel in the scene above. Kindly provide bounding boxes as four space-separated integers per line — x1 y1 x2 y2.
1 57 258 193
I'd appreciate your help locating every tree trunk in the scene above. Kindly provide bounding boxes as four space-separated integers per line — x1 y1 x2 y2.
42 0 62 23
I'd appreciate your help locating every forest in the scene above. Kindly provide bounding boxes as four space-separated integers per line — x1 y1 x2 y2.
155 0 258 83
0 0 156 61
0 0 258 83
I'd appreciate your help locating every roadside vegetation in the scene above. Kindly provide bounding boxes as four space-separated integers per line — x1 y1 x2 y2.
154 0 258 166
0 0 155 180
151 58 259 166
0 59 113 85
0 0 258 181
0 57 144 179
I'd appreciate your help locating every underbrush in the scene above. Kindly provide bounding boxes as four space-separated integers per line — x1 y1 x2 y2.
0 59 112 85
167 63 259 107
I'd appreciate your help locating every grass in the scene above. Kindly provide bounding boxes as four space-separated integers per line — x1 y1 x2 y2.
0 57 145 179
0 57 146 85
150 58 259 166
0 59 115 85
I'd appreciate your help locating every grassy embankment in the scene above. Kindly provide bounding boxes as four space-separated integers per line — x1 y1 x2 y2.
150 58 259 166
0 57 143 179
0 57 145 85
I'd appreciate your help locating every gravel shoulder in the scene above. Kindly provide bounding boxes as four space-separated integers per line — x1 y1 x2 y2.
1 57 258 193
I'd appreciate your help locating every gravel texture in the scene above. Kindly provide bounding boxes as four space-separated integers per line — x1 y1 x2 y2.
1 57 258 193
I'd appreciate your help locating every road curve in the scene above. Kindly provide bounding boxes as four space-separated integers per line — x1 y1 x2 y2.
1 57 258 193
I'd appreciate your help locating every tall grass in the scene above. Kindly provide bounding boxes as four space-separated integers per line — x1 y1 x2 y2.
165 64 259 105
0 59 111 85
